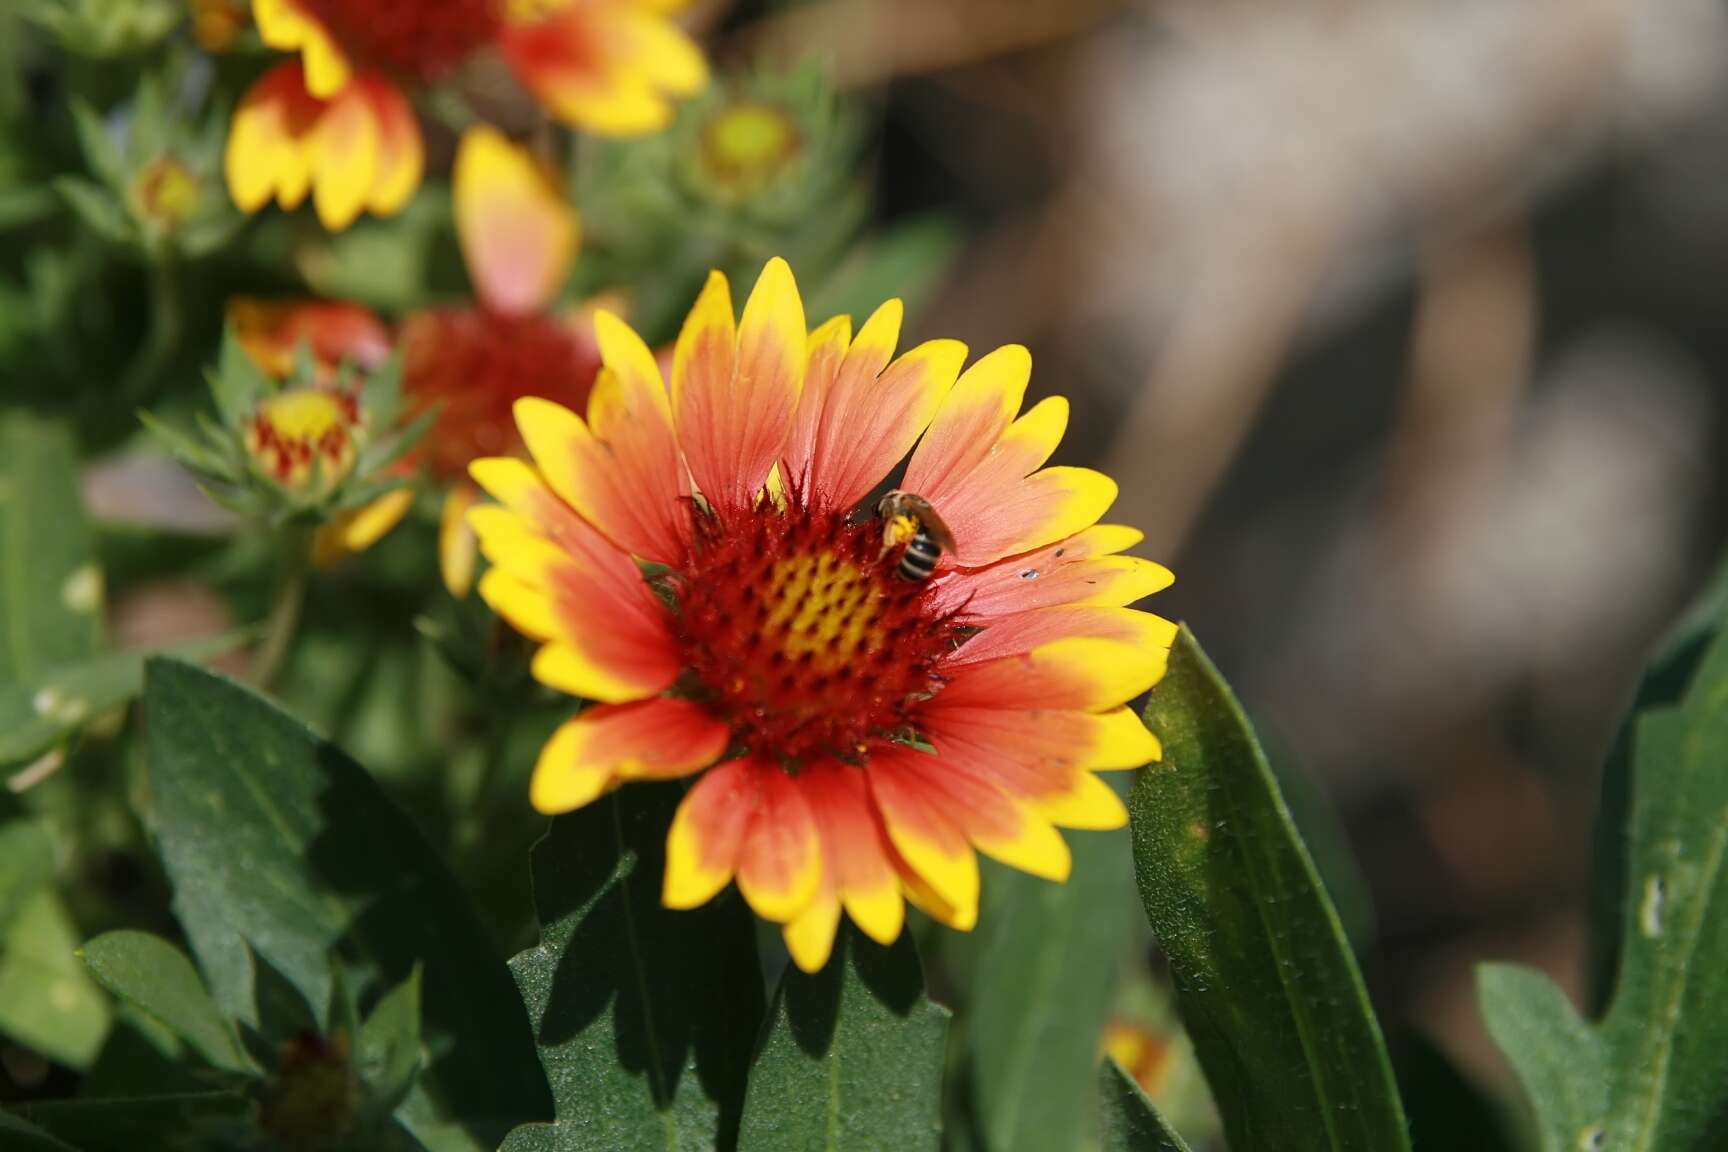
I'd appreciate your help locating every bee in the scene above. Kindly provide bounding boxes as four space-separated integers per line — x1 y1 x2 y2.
876 491 956 582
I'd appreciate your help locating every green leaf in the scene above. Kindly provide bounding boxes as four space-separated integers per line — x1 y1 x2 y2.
968 824 1135 1152
79 930 252 1075
502 785 764 1152
1478 610 1728 1151
805 214 963 325
53 178 136 248
737 928 949 1152
212 324 269 430
70 100 122 187
0 818 54 931
144 658 551 1150
0 633 248 767
1129 627 1410 1152
17 1090 253 1152
0 1109 82 1151
0 889 111 1069
358 964 423 1112
1097 1060 1193 1152
0 412 103 683
1588 558 1728 1011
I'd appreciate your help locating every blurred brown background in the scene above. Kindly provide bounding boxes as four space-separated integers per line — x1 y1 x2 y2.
738 0 1728 1097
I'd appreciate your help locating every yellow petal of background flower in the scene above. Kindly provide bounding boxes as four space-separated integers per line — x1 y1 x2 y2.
455 125 578 317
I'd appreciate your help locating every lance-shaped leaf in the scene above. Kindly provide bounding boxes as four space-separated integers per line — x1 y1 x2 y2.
0 411 102 685
144 659 550 1150
80 931 252 1074
1130 627 1410 1151
737 928 949 1152
1479 603 1728 1151
502 785 764 1152
1098 1060 1192 1152
968 825 1136 1152
0 1110 82 1151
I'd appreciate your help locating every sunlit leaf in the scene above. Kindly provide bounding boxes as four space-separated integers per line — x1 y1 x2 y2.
1479 597 1728 1151
1130 627 1410 1151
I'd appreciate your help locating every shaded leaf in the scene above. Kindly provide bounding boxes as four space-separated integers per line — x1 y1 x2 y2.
0 412 102 683
969 825 1135 1152
502 785 763 1152
52 179 135 248
144 659 550 1150
1130 627 1410 1151
0 1109 82 1151
17 1090 253 1152
0 632 248 767
1098 1059 1192 1152
80 930 252 1075
738 928 949 1152
358 964 423 1112
1479 611 1728 1151
0 818 54 931
1391 1030 1516 1152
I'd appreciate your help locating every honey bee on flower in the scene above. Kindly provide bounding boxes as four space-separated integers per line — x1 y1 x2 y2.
469 256 1175 971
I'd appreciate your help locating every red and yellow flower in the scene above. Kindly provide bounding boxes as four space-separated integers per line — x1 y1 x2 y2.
469 256 1175 971
225 0 708 230
403 125 605 595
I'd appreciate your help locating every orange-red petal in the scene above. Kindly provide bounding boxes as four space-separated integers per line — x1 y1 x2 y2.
784 300 967 508
930 525 1172 617
513 353 687 564
866 747 980 930
672 260 806 512
529 698 730 814
946 606 1177 670
228 297 390 380
735 765 822 923
664 758 757 909
500 1 707 137
901 346 1116 566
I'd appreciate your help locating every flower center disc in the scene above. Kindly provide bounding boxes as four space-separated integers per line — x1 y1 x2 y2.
297 0 502 82
674 502 955 766
247 389 359 488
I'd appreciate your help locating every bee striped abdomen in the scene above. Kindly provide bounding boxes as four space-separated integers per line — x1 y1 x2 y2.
897 530 942 581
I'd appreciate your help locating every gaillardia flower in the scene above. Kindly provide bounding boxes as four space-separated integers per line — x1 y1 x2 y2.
226 0 707 229
402 125 602 595
470 258 1175 971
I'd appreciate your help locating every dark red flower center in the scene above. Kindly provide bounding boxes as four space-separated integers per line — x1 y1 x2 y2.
671 499 960 767
402 308 601 479
296 0 501 83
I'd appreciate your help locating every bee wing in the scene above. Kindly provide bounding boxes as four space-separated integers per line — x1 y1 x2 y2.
918 504 958 552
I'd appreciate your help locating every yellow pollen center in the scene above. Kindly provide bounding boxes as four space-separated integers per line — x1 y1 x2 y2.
246 389 358 490
132 156 200 227
259 390 347 440
505 0 573 23
700 102 801 193
762 554 882 671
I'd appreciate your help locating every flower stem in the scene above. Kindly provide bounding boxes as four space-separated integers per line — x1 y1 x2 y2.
252 527 313 690
119 257 183 407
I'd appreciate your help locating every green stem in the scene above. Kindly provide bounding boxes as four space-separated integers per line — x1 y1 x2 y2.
251 527 313 691
119 257 183 407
